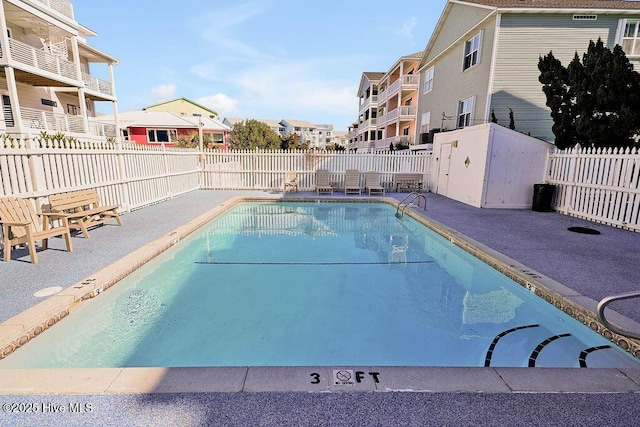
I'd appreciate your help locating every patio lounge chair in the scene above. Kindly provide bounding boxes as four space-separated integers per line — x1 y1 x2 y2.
315 169 334 195
283 171 298 192
344 169 361 195
365 171 385 195
0 196 73 263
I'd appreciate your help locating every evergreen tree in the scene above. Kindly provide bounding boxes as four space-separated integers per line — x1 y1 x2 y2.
229 119 281 149
539 39 640 149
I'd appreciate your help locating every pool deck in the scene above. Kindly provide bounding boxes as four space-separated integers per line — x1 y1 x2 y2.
1 190 640 426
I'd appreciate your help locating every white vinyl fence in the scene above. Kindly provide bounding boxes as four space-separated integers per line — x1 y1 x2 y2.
0 136 432 213
202 149 432 191
547 146 640 232
0 136 200 211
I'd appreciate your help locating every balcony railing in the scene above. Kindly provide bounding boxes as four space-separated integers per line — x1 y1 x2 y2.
21 107 86 133
359 95 378 114
82 72 113 96
7 38 78 81
387 74 419 96
31 0 74 20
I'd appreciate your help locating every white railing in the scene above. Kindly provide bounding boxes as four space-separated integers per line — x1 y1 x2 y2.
31 0 74 19
20 107 86 134
82 72 113 96
547 146 640 232
387 74 419 96
7 38 78 81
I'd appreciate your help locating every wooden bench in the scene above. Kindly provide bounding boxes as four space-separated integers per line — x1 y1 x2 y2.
46 189 122 238
394 173 424 192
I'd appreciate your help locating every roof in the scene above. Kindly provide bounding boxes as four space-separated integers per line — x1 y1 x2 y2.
97 111 229 131
457 0 640 9
281 119 318 128
143 97 218 116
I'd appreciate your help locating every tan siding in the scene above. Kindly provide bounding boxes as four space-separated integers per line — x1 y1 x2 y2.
426 3 494 63
491 13 625 142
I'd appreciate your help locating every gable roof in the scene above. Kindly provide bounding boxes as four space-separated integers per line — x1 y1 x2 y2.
143 97 218 117
457 0 640 9
357 72 385 96
281 119 317 129
97 110 229 131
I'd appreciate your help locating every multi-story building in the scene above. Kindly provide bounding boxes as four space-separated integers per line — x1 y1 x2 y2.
355 72 383 152
280 119 319 147
415 0 640 145
376 52 422 151
0 0 119 141
347 121 359 152
222 118 286 137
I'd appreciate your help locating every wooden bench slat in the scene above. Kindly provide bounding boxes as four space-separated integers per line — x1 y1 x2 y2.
47 189 122 238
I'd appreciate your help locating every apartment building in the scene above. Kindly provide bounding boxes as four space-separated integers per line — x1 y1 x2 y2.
355 72 383 152
415 0 640 145
376 52 422 151
0 0 119 141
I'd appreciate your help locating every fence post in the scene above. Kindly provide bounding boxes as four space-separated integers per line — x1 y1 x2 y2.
115 139 131 212
24 134 48 198
564 147 579 215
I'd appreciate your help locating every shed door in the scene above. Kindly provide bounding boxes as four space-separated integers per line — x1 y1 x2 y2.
436 143 452 195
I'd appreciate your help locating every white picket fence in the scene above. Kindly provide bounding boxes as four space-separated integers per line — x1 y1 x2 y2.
0 138 431 212
547 146 640 231
202 149 431 191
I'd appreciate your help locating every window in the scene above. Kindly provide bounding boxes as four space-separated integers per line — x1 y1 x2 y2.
423 67 434 93
67 104 77 115
622 20 640 56
457 97 474 128
463 33 481 70
121 129 130 140
421 112 431 134
147 129 177 143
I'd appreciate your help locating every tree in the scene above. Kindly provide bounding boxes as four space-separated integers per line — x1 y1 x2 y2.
229 119 281 149
539 39 640 149
280 133 301 150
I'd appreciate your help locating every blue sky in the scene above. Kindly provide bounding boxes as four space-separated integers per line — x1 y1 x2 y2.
73 0 447 130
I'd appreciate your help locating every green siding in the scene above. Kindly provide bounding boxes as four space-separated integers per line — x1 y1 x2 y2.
491 13 628 142
425 3 494 64
418 18 497 133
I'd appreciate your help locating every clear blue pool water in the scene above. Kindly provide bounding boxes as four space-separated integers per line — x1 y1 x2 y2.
1 201 639 368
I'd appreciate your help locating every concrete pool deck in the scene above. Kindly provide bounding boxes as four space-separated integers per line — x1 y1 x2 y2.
1 190 639 425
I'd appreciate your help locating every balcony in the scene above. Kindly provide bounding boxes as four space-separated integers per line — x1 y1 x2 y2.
19 107 116 137
30 0 74 20
379 106 416 125
358 95 378 114
378 135 414 150
83 72 113 96
6 38 78 81
387 74 419 97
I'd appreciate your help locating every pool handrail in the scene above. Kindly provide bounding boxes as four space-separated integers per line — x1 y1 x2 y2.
596 290 640 340
395 192 426 219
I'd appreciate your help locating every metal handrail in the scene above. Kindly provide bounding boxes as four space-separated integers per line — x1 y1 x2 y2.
395 192 426 219
596 290 640 340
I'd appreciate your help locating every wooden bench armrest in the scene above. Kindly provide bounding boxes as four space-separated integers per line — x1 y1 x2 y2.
41 212 69 220
2 221 30 227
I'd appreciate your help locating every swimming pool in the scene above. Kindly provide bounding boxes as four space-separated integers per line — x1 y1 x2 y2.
1 201 638 369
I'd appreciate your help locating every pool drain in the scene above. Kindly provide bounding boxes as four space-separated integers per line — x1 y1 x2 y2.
567 226 601 235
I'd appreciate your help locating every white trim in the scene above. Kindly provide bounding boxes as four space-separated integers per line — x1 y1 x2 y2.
423 66 435 94
615 18 626 45
485 14 501 124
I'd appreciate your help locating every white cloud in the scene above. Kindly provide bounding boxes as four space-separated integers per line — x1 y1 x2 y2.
196 94 240 117
151 84 176 102
397 17 418 39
